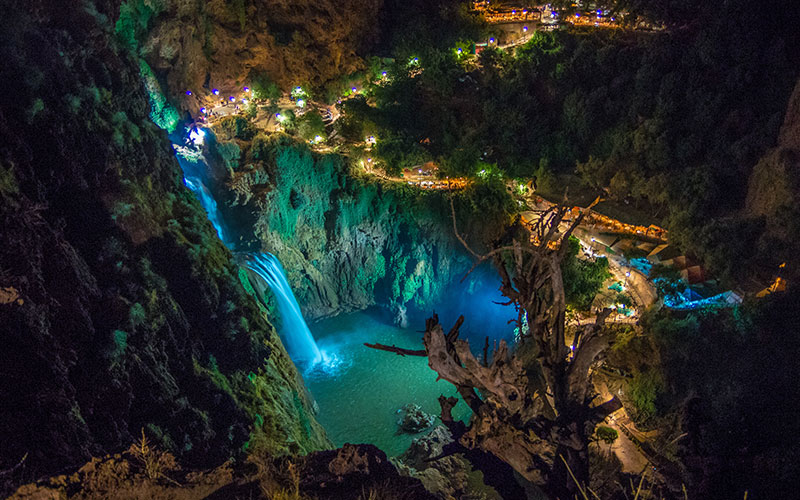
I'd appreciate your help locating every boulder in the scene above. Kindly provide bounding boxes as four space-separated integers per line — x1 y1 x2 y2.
397 404 436 434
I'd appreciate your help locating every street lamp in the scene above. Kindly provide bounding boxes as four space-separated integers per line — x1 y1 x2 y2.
624 270 631 289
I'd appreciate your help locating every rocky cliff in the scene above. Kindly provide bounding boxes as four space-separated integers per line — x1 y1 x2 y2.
121 0 382 113
211 126 511 322
745 77 800 275
0 0 327 489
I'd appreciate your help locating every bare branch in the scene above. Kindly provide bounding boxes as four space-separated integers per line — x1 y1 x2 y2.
450 197 480 259
363 343 427 357
446 315 465 343
438 395 460 423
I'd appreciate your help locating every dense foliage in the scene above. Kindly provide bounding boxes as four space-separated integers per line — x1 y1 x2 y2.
375 0 485 56
640 290 800 498
344 0 798 284
561 236 611 310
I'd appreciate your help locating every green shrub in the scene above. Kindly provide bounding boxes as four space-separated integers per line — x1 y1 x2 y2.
220 115 256 141
250 72 282 102
594 425 618 445
296 112 327 142
629 369 664 422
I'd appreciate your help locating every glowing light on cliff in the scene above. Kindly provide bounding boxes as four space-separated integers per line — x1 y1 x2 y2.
213 89 219 95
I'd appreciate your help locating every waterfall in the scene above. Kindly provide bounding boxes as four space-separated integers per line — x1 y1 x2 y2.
243 253 323 366
183 176 227 243
172 126 321 367
173 132 229 245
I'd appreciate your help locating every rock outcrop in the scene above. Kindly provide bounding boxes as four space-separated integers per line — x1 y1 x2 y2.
396 404 436 434
128 0 382 112
9 443 435 500
396 426 501 500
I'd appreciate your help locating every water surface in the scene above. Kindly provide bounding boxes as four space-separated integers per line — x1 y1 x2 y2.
305 310 472 457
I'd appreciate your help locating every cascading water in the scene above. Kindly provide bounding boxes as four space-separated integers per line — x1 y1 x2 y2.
183 176 227 243
173 128 229 244
243 253 323 366
172 125 322 367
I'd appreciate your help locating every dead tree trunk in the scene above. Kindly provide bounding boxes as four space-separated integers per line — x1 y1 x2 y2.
368 196 622 498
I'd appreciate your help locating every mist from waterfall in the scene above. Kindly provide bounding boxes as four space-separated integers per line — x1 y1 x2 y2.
172 126 322 367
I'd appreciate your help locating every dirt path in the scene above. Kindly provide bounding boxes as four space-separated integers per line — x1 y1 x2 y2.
594 380 651 474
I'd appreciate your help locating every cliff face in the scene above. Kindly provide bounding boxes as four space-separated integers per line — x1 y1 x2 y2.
127 0 382 111
0 0 327 486
745 77 800 272
256 153 467 321
214 129 509 322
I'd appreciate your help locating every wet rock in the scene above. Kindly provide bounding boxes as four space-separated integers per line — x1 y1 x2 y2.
397 404 436 434
394 303 409 328
399 425 453 469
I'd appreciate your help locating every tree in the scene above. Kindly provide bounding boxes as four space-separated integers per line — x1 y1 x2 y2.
562 236 612 310
296 112 326 142
249 71 282 102
373 133 429 176
594 425 618 446
649 263 685 300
